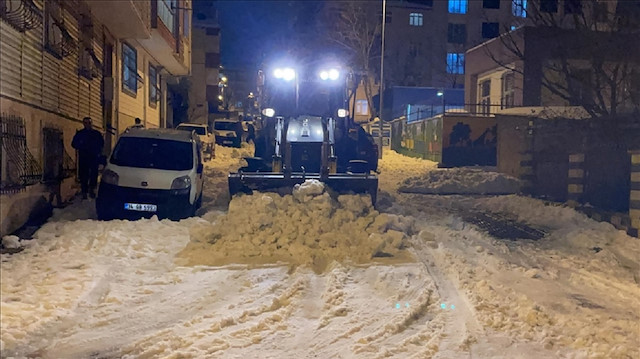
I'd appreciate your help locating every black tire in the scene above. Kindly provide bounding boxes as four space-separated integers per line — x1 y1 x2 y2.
195 192 203 209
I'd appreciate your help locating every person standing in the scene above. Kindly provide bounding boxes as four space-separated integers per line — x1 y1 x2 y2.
130 117 144 129
72 117 104 199
246 122 255 144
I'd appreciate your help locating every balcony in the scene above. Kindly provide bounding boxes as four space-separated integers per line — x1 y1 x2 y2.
86 0 151 39
138 1 190 76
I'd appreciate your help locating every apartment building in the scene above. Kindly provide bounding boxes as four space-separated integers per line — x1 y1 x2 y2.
0 0 191 236
465 0 640 114
384 0 527 88
189 1 220 124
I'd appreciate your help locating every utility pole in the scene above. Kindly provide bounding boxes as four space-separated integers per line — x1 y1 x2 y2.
378 0 386 159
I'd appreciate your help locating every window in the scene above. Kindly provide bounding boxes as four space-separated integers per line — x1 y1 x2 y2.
564 0 582 14
448 0 467 14
78 14 97 79
183 8 190 37
149 64 158 107
110 138 194 171
355 100 369 116
45 0 64 58
479 80 491 114
482 22 500 38
501 73 515 109
568 69 592 105
446 53 464 74
483 0 500 9
512 0 527 17
158 0 176 33
409 12 423 26
447 23 466 44
122 43 137 95
539 0 558 13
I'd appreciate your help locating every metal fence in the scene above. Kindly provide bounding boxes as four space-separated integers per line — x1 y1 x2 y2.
398 103 513 123
0 114 42 193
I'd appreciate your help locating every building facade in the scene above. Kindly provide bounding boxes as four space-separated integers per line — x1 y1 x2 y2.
0 0 191 236
189 1 219 125
384 0 527 88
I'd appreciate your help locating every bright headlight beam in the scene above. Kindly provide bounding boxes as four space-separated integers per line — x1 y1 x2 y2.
273 68 284 79
319 71 329 81
328 69 340 81
282 68 296 81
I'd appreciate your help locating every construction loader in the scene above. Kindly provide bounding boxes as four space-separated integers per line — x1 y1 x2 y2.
228 64 379 204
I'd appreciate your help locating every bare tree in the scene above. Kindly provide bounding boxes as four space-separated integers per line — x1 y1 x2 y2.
482 0 640 119
322 1 381 120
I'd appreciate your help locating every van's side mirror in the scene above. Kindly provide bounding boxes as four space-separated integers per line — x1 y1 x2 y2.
197 163 203 174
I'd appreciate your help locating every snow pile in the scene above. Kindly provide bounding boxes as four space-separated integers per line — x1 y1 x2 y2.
378 150 438 191
213 143 253 162
399 168 521 195
178 180 415 273
1 235 21 249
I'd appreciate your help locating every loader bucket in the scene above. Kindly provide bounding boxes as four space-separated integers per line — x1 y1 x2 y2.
228 172 378 205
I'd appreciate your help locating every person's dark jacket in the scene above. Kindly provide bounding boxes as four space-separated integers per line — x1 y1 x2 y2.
72 128 104 160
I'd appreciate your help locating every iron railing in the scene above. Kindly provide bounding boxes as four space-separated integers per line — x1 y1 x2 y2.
396 103 518 123
0 114 42 193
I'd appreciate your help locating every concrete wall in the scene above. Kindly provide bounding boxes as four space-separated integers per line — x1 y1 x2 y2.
0 99 82 236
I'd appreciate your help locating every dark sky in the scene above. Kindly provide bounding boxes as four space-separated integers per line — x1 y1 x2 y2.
215 0 326 70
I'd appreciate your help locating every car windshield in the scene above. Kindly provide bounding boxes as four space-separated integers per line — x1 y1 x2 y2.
215 122 237 131
177 125 206 136
110 137 193 171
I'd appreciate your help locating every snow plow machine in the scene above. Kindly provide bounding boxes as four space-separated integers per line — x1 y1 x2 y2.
228 64 379 204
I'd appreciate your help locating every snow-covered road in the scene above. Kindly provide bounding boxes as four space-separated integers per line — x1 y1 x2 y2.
1 146 638 359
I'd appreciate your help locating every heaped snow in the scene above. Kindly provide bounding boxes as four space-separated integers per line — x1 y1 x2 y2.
399 167 521 195
1 147 638 359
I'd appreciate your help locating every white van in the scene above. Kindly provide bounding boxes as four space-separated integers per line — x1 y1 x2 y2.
96 128 204 221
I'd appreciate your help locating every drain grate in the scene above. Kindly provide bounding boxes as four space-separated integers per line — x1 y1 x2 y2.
463 212 547 240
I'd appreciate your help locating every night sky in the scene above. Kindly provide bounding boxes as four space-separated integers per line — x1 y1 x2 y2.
215 0 327 70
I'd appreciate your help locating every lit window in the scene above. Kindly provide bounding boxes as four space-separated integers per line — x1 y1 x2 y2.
356 100 369 116
512 0 527 17
448 0 467 14
446 53 464 74
149 64 159 107
122 43 137 94
409 12 423 26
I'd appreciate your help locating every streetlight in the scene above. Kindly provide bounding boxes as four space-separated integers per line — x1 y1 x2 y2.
436 90 445 114
378 0 387 159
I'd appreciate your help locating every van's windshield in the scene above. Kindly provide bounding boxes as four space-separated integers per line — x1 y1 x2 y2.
177 125 206 136
111 137 193 171
214 121 238 131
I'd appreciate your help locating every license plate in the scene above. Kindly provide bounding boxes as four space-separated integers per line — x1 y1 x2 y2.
223 140 233 144
124 203 157 212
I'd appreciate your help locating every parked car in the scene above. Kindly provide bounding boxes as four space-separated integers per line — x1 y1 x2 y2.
96 128 204 221
176 122 214 160
213 119 243 148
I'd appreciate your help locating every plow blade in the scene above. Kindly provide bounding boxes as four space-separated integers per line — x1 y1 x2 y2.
228 172 378 204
